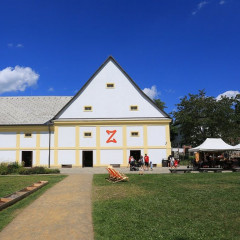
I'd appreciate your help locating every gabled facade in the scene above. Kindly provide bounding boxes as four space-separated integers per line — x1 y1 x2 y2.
0 57 171 167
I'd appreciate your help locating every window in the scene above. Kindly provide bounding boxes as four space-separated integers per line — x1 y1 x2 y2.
84 106 92 111
131 132 139 137
130 105 138 111
24 133 32 138
106 83 115 88
84 132 92 137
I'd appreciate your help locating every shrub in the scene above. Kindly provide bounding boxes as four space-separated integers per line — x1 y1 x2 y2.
7 162 21 173
0 163 8 175
45 168 60 174
18 168 32 175
31 167 46 174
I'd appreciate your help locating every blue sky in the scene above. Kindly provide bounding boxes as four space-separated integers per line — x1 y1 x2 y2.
0 0 239 113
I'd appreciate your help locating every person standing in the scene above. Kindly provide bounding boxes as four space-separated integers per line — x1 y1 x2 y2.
170 155 175 169
144 154 149 171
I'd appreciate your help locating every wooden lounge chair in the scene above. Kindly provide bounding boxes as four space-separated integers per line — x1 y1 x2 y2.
111 168 129 183
106 167 129 183
106 167 117 181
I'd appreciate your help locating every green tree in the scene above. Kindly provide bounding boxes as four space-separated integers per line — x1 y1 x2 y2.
172 90 240 146
154 99 167 111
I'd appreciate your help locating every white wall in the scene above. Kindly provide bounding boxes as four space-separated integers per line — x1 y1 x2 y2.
126 126 143 146
0 150 16 163
58 60 165 119
39 150 54 165
100 150 123 165
0 132 17 148
148 149 167 164
58 150 75 165
58 127 75 147
147 126 166 146
20 132 37 148
100 126 122 147
79 127 96 147
40 132 54 148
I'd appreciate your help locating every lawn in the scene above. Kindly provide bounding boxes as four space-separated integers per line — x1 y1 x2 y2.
0 175 66 231
92 173 240 240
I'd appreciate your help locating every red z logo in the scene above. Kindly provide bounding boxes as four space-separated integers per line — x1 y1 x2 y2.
106 130 117 143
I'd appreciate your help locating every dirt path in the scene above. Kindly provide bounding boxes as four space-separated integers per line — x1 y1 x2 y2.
0 175 94 240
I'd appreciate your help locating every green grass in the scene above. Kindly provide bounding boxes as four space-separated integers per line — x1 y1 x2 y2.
92 173 240 240
0 175 66 231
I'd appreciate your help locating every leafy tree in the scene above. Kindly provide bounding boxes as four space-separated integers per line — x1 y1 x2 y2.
154 99 167 111
172 90 240 146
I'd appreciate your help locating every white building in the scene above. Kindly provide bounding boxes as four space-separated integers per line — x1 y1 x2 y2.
0 56 171 167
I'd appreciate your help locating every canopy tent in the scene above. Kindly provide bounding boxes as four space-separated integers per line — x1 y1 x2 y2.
234 144 240 150
189 138 236 152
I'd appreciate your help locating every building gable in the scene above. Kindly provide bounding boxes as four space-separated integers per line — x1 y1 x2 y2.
54 56 169 120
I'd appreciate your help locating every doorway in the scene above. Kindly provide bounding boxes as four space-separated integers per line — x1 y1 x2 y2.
82 151 93 167
22 151 33 167
130 150 141 161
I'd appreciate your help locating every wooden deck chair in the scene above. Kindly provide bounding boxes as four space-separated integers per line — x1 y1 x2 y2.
106 167 118 182
111 168 129 182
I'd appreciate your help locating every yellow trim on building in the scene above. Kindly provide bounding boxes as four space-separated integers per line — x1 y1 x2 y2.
165 123 172 157
54 126 58 166
143 125 148 155
75 126 80 166
96 126 100 166
16 132 20 163
36 132 40 166
122 125 127 166
53 119 171 126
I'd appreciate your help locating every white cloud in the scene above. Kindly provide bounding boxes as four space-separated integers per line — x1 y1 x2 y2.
7 43 24 48
142 85 160 100
48 87 54 92
219 0 226 5
0 66 39 94
16 43 23 48
192 1 209 15
216 90 240 100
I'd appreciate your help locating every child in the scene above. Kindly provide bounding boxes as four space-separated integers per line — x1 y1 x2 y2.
150 161 153 171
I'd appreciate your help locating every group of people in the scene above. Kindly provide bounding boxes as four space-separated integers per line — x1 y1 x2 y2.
128 154 153 171
168 155 179 168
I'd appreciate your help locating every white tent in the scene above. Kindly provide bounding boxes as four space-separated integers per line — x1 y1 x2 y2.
189 138 235 152
234 144 240 150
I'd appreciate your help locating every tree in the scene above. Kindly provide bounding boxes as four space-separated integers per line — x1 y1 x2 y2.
172 90 240 146
154 99 167 111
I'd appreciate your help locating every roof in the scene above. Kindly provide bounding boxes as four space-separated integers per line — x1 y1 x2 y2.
234 144 240 150
53 56 171 120
0 96 72 125
189 138 235 152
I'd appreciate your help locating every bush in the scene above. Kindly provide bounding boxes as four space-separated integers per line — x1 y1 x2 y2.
0 162 21 175
0 162 60 175
31 167 46 174
0 163 8 175
7 162 21 173
18 168 32 175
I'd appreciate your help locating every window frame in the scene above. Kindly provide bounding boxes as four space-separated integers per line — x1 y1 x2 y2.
106 83 115 89
84 106 93 112
130 105 139 111
24 133 32 138
130 131 139 137
84 132 92 138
